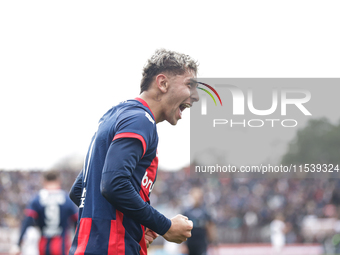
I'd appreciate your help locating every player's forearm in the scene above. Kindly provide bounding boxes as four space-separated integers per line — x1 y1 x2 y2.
206 222 217 244
101 172 171 235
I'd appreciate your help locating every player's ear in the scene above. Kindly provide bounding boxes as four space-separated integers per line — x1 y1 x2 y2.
155 74 169 93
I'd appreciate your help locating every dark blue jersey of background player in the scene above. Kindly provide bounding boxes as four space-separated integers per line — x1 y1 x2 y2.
17 171 78 255
69 98 171 255
182 187 216 255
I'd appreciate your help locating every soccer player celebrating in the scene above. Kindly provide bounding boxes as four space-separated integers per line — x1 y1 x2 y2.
69 49 199 255
11 171 78 255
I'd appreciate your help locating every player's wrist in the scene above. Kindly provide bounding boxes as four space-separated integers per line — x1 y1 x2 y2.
162 217 172 235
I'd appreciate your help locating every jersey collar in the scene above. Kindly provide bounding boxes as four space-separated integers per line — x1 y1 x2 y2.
134 97 156 120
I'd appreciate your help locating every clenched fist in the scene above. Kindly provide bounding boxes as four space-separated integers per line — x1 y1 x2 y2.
163 214 193 244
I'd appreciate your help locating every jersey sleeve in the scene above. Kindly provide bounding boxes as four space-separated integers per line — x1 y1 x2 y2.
100 137 171 235
69 170 83 207
113 108 156 158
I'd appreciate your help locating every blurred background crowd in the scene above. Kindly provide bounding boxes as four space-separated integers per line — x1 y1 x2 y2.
1 167 340 244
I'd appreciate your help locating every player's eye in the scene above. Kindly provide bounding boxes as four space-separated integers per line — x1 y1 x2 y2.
189 79 199 88
188 81 195 87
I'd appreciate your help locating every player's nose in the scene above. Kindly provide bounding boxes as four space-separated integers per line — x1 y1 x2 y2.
190 86 199 103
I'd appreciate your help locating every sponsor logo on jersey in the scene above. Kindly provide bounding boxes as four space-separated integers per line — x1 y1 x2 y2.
141 171 154 192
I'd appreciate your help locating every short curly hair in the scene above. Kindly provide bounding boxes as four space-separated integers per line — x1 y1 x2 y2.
140 49 198 93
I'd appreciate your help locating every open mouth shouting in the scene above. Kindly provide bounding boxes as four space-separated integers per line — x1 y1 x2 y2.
178 103 192 118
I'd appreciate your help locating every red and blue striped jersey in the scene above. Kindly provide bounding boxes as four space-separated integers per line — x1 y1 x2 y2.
69 98 171 255
19 189 78 255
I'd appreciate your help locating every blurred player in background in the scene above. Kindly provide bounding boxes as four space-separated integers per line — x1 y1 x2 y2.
10 171 78 255
182 187 217 255
69 49 199 255
270 214 288 254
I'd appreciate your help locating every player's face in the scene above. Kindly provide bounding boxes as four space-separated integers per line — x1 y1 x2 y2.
165 70 199 125
191 187 204 207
